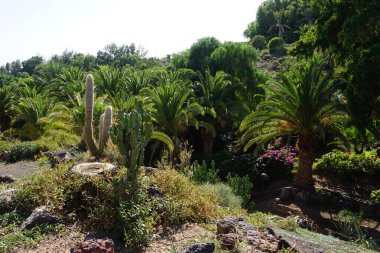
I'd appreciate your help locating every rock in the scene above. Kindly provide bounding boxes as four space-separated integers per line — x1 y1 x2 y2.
217 218 237 235
148 185 164 198
145 166 158 175
181 242 215 253
274 197 280 203
68 163 116 177
48 151 74 167
0 175 16 184
20 206 58 230
0 188 18 210
218 233 238 250
295 191 309 202
280 187 294 201
71 238 115 253
0 151 9 162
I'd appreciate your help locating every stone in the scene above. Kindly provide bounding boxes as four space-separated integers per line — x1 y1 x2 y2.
218 233 238 250
181 242 215 253
147 185 164 198
145 166 158 175
0 188 18 205
0 151 9 162
0 175 16 184
48 150 74 167
217 218 237 235
280 187 294 201
274 197 280 203
20 206 58 230
71 238 115 253
295 191 309 202
68 163 116 177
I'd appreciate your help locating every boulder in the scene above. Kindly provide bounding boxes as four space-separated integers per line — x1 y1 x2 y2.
0 175 16 184
68 163 116 177
280 187 294 201
48 150 74 167
20 206 58 230
218 233 238 250
145 166 158 175
0 151 9 162
181 242 215 253
217 218 237 235
71 238 115 253
0 188 18 207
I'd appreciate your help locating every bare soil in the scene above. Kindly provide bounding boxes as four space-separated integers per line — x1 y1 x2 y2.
0 161 40 179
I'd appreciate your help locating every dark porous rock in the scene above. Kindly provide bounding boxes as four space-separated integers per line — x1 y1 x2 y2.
218 233 238 250
0 175 16 184
217 217 237 235
0 151 9 162
71 238 115 253
145 166 158 175
181 242 215 253
280 186 295 201
20 206 58 230
48 150 74 167
148 185 164 198
68 163 117 177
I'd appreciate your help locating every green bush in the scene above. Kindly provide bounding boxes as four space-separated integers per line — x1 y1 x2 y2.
370 189 380 205
226 173 253 207
313 150 380 178
191 160 220 184
251 35 267 50
203 183 242 210
268 37 286 56
8 141 45 162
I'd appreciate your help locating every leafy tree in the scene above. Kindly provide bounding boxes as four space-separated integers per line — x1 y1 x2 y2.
21 56 44 76
293 0 380 138
210 42 258 92
188 37 221 73
239 53 344 187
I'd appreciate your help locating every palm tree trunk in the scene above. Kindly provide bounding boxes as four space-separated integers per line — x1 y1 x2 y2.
202 129 214 161
294 132 314 188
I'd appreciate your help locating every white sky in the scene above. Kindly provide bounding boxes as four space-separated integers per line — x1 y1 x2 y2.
0 0 263 65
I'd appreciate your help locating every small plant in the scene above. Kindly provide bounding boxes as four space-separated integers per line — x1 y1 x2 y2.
333 210 365 241
226 173 253 207
370 189 380 205
250 35 267 50
268 37 286 56
313 150 380 179
192 160 220 184
8 141 44 162
203 183 242 210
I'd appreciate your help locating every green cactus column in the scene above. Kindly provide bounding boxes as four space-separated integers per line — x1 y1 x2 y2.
84 74 99 158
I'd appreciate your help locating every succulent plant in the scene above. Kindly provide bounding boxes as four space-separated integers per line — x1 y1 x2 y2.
84 74 112 158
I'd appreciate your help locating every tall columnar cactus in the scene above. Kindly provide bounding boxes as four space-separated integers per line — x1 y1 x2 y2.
84 74 112 158
110 106 153 180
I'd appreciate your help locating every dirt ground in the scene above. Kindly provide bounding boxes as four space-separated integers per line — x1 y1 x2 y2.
0 161 40 178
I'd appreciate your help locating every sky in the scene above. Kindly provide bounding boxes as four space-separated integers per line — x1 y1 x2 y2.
0 0 264 65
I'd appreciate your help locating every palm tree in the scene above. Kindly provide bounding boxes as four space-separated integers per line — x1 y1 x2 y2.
268 11 291 40
143 81 205 157
51 66 86 103
14 87 68 139
194 70 243 159
0 85 14 131
94 66 124 97
239 53 344 188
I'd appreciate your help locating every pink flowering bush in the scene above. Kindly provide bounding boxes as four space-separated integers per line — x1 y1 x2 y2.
261 146 296 166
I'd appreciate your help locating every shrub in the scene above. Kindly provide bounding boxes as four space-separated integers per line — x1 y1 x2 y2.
334 210 365 241
36 130 81 151
203 183 242 210
370 189 380 205
226 173 253 206
8 141 46 162
191 160 220 184
268 37 286 56
153 169 218 224
251 35 267 50
313 150 380 178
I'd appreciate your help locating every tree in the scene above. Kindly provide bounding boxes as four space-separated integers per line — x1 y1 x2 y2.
293 0 380 137
94 65 125 97
0 85 14 131
188 37 221 73
143 81 205 157
22 56 44 76
194 70 243 159
239 53 344 187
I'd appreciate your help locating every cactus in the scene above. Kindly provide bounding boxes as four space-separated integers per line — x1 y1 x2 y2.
110 106 152 180
84 74 112 158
